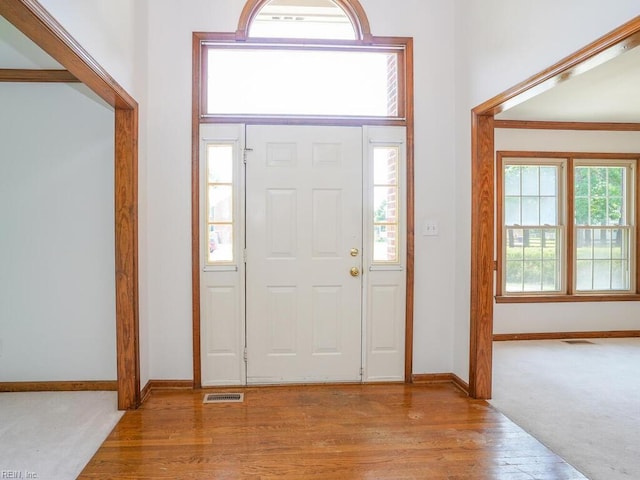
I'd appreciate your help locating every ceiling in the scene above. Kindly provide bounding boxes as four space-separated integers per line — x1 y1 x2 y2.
496 43 640 123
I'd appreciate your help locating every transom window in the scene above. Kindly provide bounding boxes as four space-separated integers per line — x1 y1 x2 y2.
497 152 638 300
249 0 357 39
204 46 401 119
198 0 408 123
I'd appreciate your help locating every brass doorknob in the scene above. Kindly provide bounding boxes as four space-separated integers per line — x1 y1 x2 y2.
350 248 359 257
350 267 360 277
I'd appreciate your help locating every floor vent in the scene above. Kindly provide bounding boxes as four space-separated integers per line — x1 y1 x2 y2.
203 393 244 404
563 340 596 345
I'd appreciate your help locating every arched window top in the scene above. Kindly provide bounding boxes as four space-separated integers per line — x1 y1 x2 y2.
237 0 372 42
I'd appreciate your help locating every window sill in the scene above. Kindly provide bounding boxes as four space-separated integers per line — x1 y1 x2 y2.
495 294 640 304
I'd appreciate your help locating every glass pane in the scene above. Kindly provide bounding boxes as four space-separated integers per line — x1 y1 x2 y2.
593 260 612 290
374 224 398 262
250 0 357 40
589 198 607 225
208 185 233 223
611 229 625 259
576 228 593 259
611 260 629 290
208 225 233 263
374 187 397 223
542 260 559 291
373 148 398 185
207 144 233 183
608 167 625 200
608 196 623 225
590 167 607 196
522 197 539 225
504 197 521 225
574 167 589 196
523 260 541 290
540 197 557 225
504 166 521 196
539 167 557 196
505 260 523 292
521 166 539 196
505 228 524 255
593 230 612 259
207 48 398 117
576 260 593 290
574 198 589 225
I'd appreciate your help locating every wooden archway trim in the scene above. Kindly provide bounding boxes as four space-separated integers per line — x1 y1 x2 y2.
0 0 140 410
469 15 640 399
236 0 373 43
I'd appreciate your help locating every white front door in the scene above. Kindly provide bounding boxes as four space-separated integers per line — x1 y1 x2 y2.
245 125 363 383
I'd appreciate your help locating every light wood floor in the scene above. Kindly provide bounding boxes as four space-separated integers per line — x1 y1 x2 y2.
80 384 586 479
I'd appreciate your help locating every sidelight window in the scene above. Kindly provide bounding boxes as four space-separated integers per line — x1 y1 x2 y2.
205 144 235 264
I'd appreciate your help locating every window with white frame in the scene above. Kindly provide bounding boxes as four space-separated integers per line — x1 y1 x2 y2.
205 143 235 264
498 153 638 299
372 146 400 263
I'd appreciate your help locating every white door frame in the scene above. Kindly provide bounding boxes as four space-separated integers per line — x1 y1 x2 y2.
199 123 407 386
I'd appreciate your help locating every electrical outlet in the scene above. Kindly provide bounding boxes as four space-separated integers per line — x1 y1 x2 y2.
422 221 439 236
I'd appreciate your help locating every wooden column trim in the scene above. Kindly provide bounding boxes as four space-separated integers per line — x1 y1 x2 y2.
404 37 415 382
1 0 140 410
494 330 640 341
494 119 640 131
0 68 79 82
192 34 203 389
469 113 494 399
115 107 141 410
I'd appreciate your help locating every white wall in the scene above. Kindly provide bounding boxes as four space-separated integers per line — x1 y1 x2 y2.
0 83 115 381
142 0 458 379
38 0 139 96
493 128 640 334
29 0 640 384
36 0 152 386
453 1 640 380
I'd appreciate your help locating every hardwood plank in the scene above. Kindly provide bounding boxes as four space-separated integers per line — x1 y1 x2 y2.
0 68 79 82
80 384 586 479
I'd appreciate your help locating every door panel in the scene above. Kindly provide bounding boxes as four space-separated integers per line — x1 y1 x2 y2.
246 125 363 383
199 124 245 387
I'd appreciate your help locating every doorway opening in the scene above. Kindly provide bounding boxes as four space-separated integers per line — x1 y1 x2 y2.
192 0 414 387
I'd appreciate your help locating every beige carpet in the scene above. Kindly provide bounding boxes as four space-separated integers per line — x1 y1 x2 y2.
0 391 123 480
490 338 640 480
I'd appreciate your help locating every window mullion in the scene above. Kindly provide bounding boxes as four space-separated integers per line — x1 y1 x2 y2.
567 158 574 295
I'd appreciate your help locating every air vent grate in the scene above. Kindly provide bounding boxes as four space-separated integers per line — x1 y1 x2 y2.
203 393 244 404
563 340 595 345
